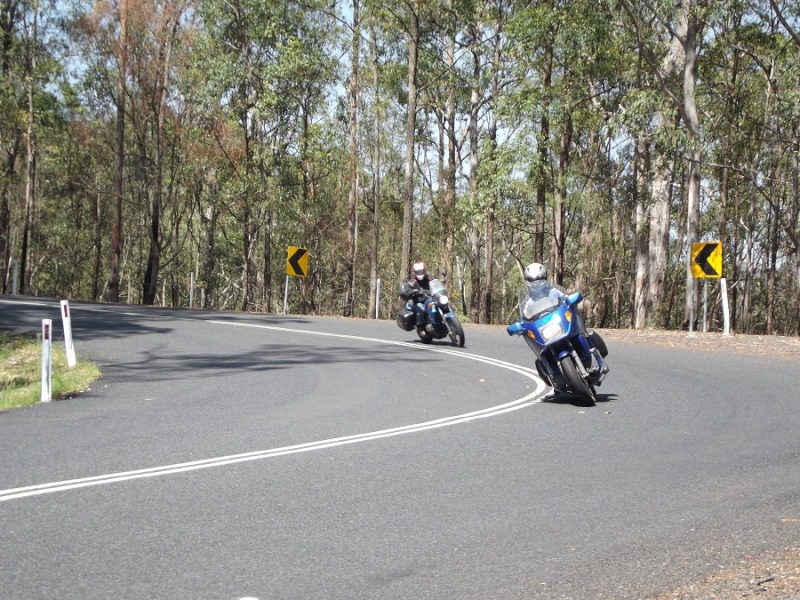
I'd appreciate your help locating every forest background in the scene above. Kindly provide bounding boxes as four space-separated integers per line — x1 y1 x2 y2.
1 0 799 334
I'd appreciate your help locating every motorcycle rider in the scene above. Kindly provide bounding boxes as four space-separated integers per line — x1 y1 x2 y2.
523 262 565 302
408 261 434 332
521 262 570 322
517 261 606 392
523 261 595 336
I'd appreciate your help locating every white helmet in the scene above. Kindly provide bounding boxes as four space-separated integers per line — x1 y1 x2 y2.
413 261 427 281
523 262 547 284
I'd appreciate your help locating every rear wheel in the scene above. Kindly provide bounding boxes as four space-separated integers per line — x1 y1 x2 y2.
447 318 465 347
561 356 596 406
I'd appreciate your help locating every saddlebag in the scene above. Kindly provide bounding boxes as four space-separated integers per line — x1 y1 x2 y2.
396 309 416 331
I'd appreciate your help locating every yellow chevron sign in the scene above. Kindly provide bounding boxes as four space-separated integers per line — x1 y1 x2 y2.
691 242 722 278
286 246 309 278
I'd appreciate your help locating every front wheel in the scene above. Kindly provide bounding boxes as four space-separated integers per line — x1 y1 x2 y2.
561 356 596 406
446 317 465 347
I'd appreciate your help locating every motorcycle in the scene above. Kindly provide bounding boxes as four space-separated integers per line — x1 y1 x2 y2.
507 282 608 405
396 278 465 347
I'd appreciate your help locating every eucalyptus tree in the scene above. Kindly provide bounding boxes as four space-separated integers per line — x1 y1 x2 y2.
0 0 23 293
501 0 567 287
398 0 422 283
693 0 800 334
475 0 510 323
0 0 25 293
189 0 338 312
358 0 407 317
127 0 192 306
357 1 410 316
456 0 516 323
613 0 679 328
69 0 133 301
418 0 462 294
343 0 360 317
764 0 800 334
617 0 708 330
547 0 629 325
1 0 67 295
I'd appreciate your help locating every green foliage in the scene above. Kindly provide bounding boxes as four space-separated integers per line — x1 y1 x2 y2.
1 0 798 332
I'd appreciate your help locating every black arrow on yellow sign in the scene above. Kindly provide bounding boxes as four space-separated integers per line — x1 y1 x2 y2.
286 246 309 278
691 241 722 278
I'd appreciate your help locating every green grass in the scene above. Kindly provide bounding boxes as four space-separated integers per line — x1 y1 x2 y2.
0 333 101 411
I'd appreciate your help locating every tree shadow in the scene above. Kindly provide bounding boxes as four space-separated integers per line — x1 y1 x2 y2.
93 342 437 385
0 298 317 343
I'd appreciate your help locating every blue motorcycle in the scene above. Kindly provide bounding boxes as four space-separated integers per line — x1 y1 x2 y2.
396 278 465 347
507 282 608 405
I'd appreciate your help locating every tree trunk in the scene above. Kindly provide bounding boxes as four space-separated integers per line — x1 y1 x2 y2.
202 194 218 309
468 29 482 322
682 3 702 331
480 29 502 324
400 6 418 283
767 199 778 333
368 22 381 319
343 0 359 317
92 176 102 300
648 150 672 326
264 211 273 310
632 136 649 328
143 9 179 306
443 15 456 288
108 0 127 303
535 18 552 262
21 50 36 295
791 126 800 335
0 0 21 294
552 110 571 286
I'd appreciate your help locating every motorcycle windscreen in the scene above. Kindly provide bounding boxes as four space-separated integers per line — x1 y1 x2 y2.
428 278 446 295
521 295 559 321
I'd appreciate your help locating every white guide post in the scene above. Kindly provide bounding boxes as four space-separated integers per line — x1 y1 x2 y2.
41 319 52 403
702 280 708 333
283 275 289 314
60 300 76 367
190 272 195 309
375 278 381 319
720 278 731 336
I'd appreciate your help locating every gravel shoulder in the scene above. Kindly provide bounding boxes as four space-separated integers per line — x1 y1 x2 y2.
596 328 800 361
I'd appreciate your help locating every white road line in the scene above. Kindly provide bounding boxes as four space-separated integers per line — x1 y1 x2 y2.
0 320 546 503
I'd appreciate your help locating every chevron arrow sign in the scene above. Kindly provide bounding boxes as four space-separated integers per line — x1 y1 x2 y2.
691 242 722 278
286 246 309 278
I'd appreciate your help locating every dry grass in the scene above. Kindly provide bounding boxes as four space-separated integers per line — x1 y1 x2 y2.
0 334 100 411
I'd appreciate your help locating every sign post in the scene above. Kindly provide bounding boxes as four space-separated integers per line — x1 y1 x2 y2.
283 246 309 314
691 241 724 334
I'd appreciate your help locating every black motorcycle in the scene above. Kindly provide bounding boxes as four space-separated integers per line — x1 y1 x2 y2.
396 278 465 347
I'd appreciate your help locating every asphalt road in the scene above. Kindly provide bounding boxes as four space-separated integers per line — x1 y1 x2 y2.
1 297 798 600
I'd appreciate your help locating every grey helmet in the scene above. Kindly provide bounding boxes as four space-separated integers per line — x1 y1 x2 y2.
523 262 547 284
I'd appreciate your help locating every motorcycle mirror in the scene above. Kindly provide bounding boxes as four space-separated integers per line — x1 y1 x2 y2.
507 322 523 336
567 291 583 305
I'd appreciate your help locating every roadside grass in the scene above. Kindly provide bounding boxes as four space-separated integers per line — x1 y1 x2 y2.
0 333 100 412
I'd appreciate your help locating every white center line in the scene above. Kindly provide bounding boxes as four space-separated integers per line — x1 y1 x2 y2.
0 321 546 503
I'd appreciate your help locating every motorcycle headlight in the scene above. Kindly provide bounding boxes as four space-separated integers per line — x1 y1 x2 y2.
540 319 565 342
437 294 449 305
